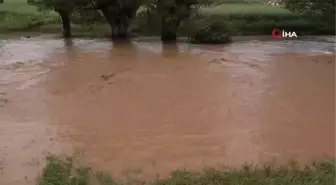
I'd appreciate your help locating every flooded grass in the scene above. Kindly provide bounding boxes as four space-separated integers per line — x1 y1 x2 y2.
37 155 335 185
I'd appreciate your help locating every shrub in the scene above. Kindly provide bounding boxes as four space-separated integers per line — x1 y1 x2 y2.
131 9 161 36
71 9 105 26
189 19 232 44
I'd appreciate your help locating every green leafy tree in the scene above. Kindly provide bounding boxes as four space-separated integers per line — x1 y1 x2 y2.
147 0 211 42
92 0 144 39
28 0 87 38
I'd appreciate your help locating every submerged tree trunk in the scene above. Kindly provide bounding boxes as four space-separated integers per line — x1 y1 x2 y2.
160 16 181 42
99 7 113 34
99 8 131 40
98 2 141 40
161 29 177 42
56 9 72 38
111 20 130 40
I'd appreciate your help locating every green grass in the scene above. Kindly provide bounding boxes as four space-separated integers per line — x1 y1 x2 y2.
0 0 58 32
212 0 270 4
201 4 292 15
0 0 40 15
37 155 336 185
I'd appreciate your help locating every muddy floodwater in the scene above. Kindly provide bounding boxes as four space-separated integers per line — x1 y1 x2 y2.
0 36 335 184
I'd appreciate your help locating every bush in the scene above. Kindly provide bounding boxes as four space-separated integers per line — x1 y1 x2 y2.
189 19 232 44
131 10 161 36
71 9 106 26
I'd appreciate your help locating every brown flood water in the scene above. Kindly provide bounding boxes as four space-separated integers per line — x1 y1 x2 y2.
0 37 335 184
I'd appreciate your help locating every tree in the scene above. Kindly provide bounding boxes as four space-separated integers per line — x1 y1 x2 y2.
147 0 211 42
92 0 143 39
28 0 86 38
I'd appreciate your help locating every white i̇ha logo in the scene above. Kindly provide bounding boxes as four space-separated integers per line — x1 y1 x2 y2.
272 29 298 39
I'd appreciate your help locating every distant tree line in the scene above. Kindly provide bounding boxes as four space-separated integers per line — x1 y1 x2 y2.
0 0 334 41
23 0 211 41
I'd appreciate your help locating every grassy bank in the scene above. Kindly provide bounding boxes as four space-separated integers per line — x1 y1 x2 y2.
0 0 57 32
37 155 335 185
0 0 335 36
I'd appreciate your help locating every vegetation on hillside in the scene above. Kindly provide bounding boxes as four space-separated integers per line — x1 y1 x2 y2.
0 0 335 43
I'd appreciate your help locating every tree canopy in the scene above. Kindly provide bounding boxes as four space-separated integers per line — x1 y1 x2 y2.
27 0 211 40
146 0 212 41
28 0 88 37
92 0 144 39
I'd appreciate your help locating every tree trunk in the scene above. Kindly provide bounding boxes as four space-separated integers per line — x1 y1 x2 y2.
111 20 130 40
57 10 71 38
160 17 180 42
99 8 130 40
161 30 177 42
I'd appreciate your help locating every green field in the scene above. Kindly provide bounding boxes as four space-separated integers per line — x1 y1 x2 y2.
0 0 40 14
201 4 292 15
